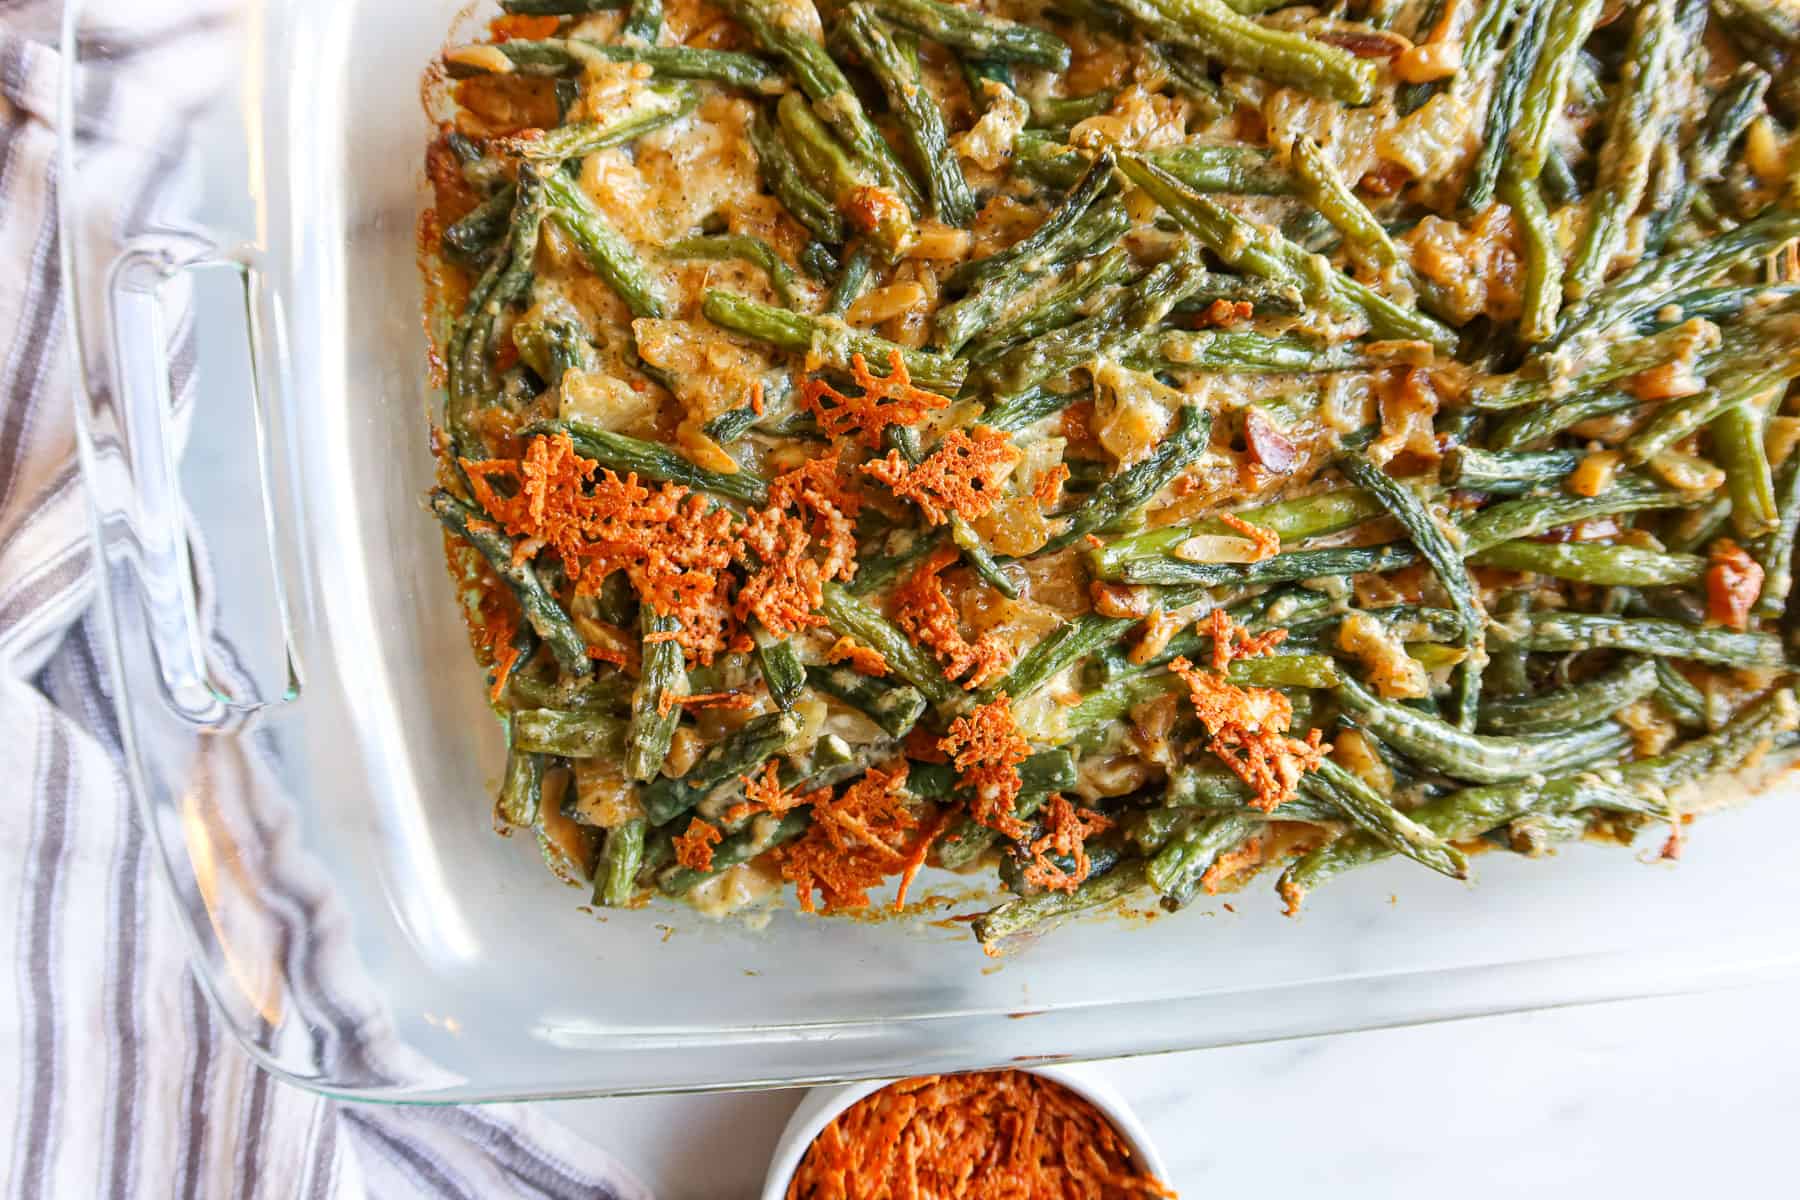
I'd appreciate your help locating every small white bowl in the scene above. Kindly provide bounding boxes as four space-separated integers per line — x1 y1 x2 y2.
761 1064 1167 1200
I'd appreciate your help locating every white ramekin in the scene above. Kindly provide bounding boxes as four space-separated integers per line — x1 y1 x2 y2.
760 1064 1167 1199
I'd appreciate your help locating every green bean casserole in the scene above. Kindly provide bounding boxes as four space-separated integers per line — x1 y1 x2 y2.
421 0 1800 950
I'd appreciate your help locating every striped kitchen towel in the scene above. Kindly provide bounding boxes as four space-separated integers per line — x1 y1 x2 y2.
0 4 652 1198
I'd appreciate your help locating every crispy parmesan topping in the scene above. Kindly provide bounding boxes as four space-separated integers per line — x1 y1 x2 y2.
798 350 950 448
860 425 1022 525
779 763 932 912
1022 795 1113 892
939 695 1031 838
1202 606 1288 671
673 818 721 872
825 635 890 676
786 1070 1176 1200
1032 462 1071 510
725 760 829 825
893 545 1013 690
462 432 743 664
1169 614 1326 812
660 690 755 717
737 455 863 637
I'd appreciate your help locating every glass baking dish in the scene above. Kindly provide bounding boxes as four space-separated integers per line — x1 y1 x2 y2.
60 0 1800 1102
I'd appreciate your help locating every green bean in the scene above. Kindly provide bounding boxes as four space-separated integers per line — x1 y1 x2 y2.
1302 760 1468 880
1126 329 1376 377
1093 488 1382 575
1470 540 1707 588
668 235 802 308
1036 405 1215 555
1756 454 1800 617
626 608 686 781
774 91 916 259
640 710 804 824
1119 153 1457 350
1067 654 1339 735
1443 446 1579 495
430 490 592 677
741 622 802 712
840 7 977 227
981 386 1091 433
749 111 846 245
702 290 966 393
511 707 629 757
1627 351 1800 465
869 0 1071 66
1556 209 1800 349
1147 811 1260 906
827 241 877 317
1653 658 1709 728
1284 688 1796 903
594 819 646 906
1490 611 1785 667
905 752 1077 806
505 667 633 713
1508 0 1603 181
498 726 546 827
1339 453 1481 642
1106 0 1377 104
947 148 1117 292
452 37 783 92
1461 0 1551 214
938 208 1130 355
536 417 770 505
1500 167 1561 343
511 80 696 162
1645 65 1769 254
1029 92 1114 129
1565 0 1680 300
1014 133 1292 195
659 808 813 895
1104 542 1420 588
819 583 960 705
538 167 666 319
1459 474 1689 555
1473 318 1724 411
936 791 1051 870
988 613 1136 701
961 243 1136 363
441 184 514 266
446 172 545 458
718 0 922 212
1338 672 1632 785
1481 657 1661 736
1713 395 1781 538
973 860 1148 944
848 528 948 596
1291 135 1401 275
1491 386 1637 450
805 663 927 737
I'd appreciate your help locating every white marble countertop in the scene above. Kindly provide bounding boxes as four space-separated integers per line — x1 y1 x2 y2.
552 977 1800 1197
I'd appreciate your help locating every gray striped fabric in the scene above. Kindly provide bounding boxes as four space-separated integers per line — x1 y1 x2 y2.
0 7 651 1198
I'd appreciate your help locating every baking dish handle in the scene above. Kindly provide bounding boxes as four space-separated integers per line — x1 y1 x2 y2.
104 233 303 728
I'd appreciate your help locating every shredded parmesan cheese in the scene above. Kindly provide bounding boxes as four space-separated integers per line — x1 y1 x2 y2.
786 1070 1175 1200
